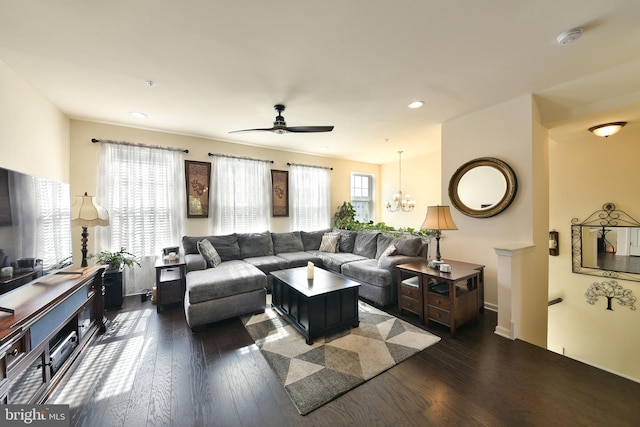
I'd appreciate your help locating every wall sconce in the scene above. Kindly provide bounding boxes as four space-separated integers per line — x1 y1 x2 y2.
549 231 559 256
588 122 627 138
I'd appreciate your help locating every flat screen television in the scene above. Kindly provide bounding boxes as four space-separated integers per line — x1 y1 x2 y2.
0 166 73 294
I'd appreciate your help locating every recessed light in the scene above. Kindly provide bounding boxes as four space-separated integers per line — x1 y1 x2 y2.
408 101 424 109
146 80 156 87
130 111 147 119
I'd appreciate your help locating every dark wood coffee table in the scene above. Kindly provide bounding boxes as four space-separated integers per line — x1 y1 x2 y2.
270 267 360 345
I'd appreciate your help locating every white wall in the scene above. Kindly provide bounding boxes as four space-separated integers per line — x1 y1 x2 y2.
0 60 69 181
548 126 640 382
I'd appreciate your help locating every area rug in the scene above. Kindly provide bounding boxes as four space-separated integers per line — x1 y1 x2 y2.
242 299 440 415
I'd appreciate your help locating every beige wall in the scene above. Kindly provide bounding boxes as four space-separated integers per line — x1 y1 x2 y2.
548 126 640 382
70 120 380 240
379 148 442 231
441 94 549 348
0 60 69 181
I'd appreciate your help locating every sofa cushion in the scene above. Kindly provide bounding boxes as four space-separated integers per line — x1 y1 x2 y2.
353 231 380 259
276 251 322 268
375 234 396 259
319 232 340 253
238 231 274 259
242 255 288 275
301 228 332 251
308 251 367 273
394 237 423 257
336 229 357 253
272 231 304 254
197 239 221 268
376 234 423 259
186 260 266 304
182 234 240 261
341 259 392 288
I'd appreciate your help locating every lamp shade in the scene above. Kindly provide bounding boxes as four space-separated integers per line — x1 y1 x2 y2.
421 205 458 231
71 192 109 227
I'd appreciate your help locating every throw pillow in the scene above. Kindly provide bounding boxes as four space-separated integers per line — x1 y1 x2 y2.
319 233 340 253
197 239 221 268
377 244 397 267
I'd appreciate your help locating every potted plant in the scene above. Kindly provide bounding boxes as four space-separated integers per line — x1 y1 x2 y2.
90 247 140 271
90 248 140 311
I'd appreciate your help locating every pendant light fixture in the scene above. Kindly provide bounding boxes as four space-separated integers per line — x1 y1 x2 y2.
386 151 415 212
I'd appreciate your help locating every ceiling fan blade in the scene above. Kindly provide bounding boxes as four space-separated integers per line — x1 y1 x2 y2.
228 127 275 133
285 126 334 133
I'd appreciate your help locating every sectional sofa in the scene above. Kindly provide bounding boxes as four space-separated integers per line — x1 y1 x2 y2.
181 229 429 330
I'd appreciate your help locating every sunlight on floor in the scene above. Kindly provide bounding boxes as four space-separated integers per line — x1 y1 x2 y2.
49 308 154 408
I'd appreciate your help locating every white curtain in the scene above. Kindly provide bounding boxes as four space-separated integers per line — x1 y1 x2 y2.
211 157 271 234
290 165 331 231
96 143 185 294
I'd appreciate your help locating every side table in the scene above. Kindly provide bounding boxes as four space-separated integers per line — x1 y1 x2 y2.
154 256 186 313
397 260 485 337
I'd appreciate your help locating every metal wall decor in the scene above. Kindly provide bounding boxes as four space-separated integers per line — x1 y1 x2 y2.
585 280 636 311
571 202 640 283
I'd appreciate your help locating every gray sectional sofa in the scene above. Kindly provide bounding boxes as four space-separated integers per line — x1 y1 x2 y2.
181 229 429 330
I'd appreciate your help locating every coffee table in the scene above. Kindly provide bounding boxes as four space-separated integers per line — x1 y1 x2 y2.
270 267 360 345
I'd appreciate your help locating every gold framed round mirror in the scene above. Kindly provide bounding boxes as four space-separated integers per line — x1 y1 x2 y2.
448 157 517 218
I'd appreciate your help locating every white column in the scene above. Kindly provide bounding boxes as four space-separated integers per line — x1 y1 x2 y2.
493 244 535 340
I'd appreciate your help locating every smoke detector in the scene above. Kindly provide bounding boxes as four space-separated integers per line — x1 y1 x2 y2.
557 27 583 45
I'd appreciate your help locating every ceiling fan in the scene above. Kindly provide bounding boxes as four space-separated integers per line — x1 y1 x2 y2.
229 104 334 134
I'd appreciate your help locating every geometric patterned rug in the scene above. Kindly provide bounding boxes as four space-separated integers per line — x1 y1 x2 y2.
242 299 440 415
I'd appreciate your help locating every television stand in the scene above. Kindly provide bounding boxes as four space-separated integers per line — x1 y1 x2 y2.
0 266 105 404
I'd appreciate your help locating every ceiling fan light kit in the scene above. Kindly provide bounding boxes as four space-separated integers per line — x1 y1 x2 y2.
230 104 334 134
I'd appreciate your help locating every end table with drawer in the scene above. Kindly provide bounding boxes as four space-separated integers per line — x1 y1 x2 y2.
155 256 187 312
397 260 485 337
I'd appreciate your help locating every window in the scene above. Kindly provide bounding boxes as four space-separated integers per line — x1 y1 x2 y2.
210 156 271 234
290 165 331 231
351 173 374 223
96 143 185 294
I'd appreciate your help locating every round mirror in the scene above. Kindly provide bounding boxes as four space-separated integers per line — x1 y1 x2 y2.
448 157 517 218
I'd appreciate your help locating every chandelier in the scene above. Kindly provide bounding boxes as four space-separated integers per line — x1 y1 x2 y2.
386 151 415 212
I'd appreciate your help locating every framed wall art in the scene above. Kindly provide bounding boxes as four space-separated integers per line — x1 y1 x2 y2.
271 170 289 217
185 160 211 218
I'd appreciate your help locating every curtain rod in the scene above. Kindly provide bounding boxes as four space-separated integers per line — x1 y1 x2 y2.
287 162 333 170
92 138 189 153
208 152 273 164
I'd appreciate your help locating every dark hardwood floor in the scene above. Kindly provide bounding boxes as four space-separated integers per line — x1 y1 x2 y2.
48 296 640 426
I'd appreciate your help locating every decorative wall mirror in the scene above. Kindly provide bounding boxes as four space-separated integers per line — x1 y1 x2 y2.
448 157 517 218
572 203 640 282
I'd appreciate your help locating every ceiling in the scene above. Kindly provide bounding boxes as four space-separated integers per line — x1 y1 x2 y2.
1 0 640 164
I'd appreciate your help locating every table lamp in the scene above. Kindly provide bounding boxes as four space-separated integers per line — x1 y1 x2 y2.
71 192 109 267
421 205 458 262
